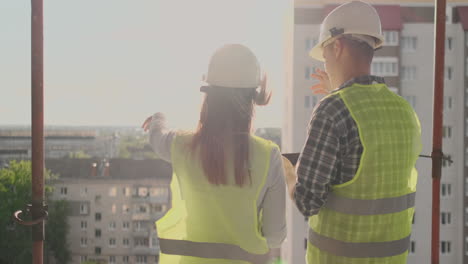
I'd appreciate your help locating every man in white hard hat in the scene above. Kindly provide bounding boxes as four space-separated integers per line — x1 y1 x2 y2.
283 1 422 263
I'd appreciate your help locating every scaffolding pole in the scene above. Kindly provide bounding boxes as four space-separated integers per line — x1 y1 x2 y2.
431 0 446 263
31 0 45 262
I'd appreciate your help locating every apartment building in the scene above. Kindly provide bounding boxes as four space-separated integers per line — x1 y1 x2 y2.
47 158 172 264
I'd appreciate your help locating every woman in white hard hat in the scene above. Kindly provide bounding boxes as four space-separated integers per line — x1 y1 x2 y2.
142 44 286 264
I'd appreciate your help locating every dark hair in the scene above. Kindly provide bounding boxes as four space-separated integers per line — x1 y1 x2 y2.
342 37 375 65
190 84 271 187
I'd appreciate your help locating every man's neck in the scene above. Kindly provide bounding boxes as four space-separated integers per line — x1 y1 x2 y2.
333 67 371 90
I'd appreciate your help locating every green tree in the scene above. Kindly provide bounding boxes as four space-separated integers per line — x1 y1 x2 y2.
45 199 71 263
0 161 71 264
118 134 158 159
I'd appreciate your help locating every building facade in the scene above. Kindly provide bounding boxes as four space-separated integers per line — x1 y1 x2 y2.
282 1 468 263
47 158 172 264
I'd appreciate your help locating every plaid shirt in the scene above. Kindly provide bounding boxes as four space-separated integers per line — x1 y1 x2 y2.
294 75 386 217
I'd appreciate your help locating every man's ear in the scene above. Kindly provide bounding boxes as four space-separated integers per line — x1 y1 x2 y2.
333 38 344 59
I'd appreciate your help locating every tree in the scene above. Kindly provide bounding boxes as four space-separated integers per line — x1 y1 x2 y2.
0 161 71 264
118 134 158 159
45 199 71 263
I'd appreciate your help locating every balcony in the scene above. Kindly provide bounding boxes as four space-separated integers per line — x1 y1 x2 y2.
132 246 155 255
132 228 150 237
132 195 169 204
132 212 165 221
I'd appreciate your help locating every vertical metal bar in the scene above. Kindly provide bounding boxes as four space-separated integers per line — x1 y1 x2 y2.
31 0 44 263
432 0 446 263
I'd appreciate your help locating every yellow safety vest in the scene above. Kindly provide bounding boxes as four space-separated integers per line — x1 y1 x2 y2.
156 133 277 264
307 83 422 264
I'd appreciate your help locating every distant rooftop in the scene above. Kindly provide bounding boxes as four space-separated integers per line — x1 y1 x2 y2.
46 158 172 180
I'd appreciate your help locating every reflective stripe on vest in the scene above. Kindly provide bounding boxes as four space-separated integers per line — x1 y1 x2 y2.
324 192 416 215
308 229 411 258
159 238 271 264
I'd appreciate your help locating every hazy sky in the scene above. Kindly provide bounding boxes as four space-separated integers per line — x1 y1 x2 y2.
1 0 291 129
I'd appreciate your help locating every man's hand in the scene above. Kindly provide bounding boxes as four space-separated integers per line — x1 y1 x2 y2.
282 156 297 201
310 68 332 95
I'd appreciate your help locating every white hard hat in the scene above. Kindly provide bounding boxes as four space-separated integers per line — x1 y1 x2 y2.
309 1 384 61
204 44 261 89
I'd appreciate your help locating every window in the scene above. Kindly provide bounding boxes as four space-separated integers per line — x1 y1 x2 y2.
305 66 311 79
109 221 116 230
109 256 116 264
150 187 168 197
444 96 453 111
80 203 88 215
136 256 147 264
446 37 453 51
111 204 116 214
95 194 102 203
466 88 468 107
371 58 398 77
135 237 149 246
465 208 468 226
109 238 116 247
123 221 130 230
81 221 87 230
80 187 87 196
311 96 318 108
466 179 468 197
95 212 102 221
466 148 468 166
383 31 399 46
123 238 130 247
441 212 452 225
153 204 164 213
139 205 147 213
441 241 451 254
123 256 129 263
305 37 318 51
466 118 468 137
410 241 416 254
123 204 130 214
80 256 88 263
401 66 417 81
109 187 117 197
443 126 452 139
60 187 67 195
312 38 318 47
305 96 310 108
95 229 102 238
123 187 131 196
465 237 468 255
441 183 452 197
404 95 417 109
401 36 417 52
80 237 87 247
95 247 102 255
445 67 453 81
442 154 452 168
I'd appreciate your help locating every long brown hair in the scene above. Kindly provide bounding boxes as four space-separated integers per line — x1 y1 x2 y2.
190 82 271 187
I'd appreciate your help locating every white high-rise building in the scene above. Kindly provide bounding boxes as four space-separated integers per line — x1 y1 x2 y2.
282 1 468 263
